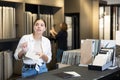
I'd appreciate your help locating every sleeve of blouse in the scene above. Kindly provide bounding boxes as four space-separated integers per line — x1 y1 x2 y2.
14 36 26 60
46 39 52 63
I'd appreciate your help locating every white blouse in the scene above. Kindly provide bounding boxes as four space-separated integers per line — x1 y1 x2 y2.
14 34 52 66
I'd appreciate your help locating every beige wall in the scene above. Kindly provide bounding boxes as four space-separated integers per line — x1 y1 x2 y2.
65 0 80 13
80 0 99 39
80 0 92 39
92 0 99 39
65 0 99 39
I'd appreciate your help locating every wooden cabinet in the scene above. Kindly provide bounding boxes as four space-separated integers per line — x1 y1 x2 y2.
0 0 64 38
0 0 64 48
0 0 64 78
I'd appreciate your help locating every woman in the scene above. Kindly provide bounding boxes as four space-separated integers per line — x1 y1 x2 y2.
14 18 52 78
50 22 68 62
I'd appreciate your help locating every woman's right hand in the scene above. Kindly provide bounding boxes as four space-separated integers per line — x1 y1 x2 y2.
21 42 28 53
18 42 28 59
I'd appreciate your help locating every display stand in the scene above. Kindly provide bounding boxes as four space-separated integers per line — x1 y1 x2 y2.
88 61 112 71
88 48 115 71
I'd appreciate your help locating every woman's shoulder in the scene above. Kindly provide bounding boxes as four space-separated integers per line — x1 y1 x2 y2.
59 30 67 33
58 30 67 34
42 36 51 44
21 34 32 40
22 34 32 38
42 36 50 41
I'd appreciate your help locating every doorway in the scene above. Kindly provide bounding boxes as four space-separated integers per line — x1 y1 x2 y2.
65 13 80 49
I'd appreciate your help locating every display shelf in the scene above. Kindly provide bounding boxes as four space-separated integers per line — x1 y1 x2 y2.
0 38 19 43
0 0 64 79
39 5 61 14
25 3 38 13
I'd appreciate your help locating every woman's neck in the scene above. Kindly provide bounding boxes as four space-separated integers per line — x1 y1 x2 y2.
33 33 42 40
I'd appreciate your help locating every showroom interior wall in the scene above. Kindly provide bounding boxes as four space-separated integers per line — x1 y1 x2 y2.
65 0 99 39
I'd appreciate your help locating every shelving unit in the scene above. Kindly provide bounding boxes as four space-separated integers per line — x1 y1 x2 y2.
0 0 64 79
25 3 38 13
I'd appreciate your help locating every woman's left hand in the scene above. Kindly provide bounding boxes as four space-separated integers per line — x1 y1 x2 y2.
36 52 48 62
36 52 44 58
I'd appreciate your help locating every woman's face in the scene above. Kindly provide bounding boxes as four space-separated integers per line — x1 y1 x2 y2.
33 19 46 35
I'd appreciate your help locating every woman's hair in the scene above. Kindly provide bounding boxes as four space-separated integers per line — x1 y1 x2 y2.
33 18 46 27
61 22 68 31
